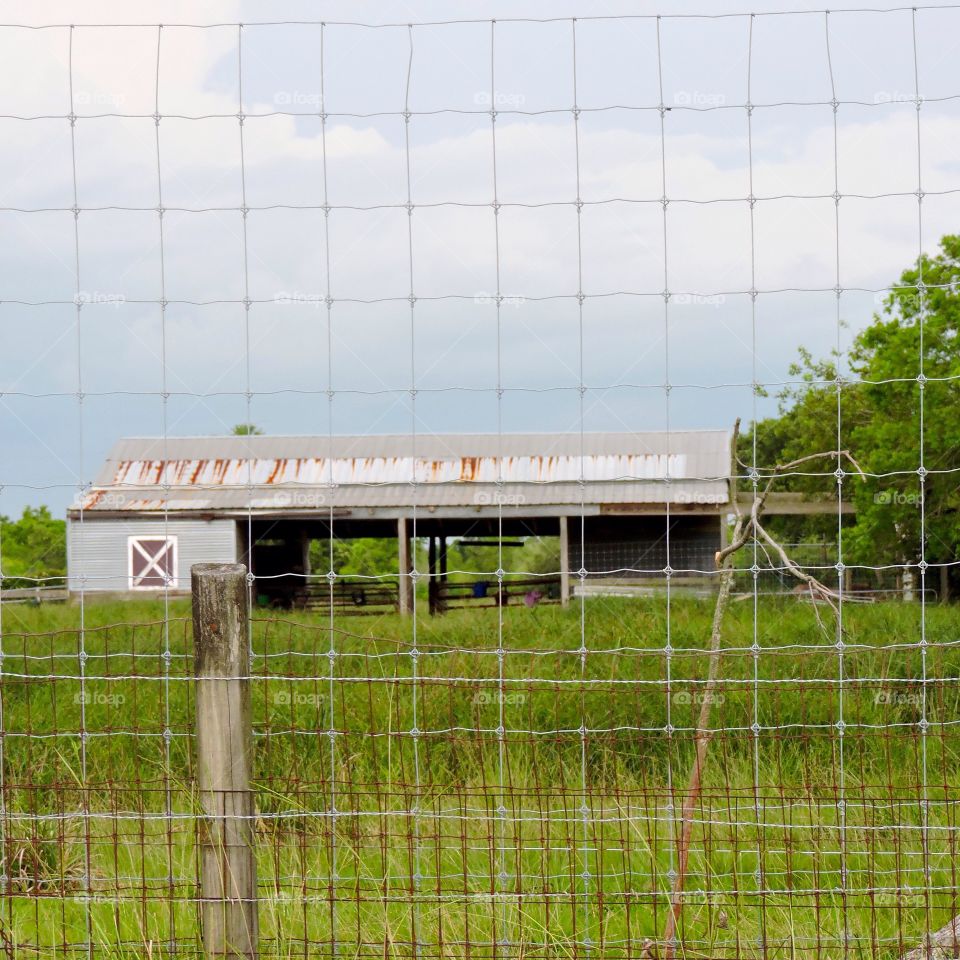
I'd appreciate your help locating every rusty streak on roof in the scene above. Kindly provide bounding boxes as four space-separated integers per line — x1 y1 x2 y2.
75 431 732 515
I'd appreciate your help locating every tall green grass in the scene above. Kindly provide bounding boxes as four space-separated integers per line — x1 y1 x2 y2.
0 594 956 957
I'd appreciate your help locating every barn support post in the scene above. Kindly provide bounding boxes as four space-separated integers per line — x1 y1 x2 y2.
300 529 311 578
192 563 259 960
236 522 251 575
397 517 413 615
903 567 916 602
558 515 571 607
428 536 438 615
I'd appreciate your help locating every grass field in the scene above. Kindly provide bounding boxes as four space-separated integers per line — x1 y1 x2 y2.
0 592 957 958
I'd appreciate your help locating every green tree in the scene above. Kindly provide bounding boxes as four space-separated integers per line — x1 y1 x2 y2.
337 538 399 577
745 234 960 569
232 423 263 436
1 506 67 588
308 538 398 577
740 347 866 544
845 234 960 567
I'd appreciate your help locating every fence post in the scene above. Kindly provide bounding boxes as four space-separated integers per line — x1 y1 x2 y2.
397 516 413 615
192 563 259 959
558 515 571 606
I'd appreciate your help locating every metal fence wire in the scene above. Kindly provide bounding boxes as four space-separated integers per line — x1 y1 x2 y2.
1 7 959 959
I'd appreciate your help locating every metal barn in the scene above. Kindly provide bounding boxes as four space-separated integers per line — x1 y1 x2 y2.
67 430 733 609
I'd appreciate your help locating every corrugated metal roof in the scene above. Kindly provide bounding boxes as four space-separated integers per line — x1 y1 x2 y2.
78 431 732 514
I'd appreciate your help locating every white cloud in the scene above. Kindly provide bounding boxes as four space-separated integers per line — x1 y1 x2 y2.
1 5 959 514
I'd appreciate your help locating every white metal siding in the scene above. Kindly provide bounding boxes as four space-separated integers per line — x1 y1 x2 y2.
67 518 238 592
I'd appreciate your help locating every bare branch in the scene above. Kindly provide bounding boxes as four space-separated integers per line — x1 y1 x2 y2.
901 916 960 960
771 447 866 480
664 421 857 957
663 514 744 960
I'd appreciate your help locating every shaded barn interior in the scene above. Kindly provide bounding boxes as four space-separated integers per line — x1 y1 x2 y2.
568 515 724 578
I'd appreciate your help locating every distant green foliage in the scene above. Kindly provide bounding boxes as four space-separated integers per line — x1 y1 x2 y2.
308 536 559 579
743 233 960 566
309 537 400 577
448 537 559 578
231 423 263 435
0 506 67 588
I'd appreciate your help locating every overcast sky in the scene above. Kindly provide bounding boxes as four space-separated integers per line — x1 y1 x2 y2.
1 0 959 516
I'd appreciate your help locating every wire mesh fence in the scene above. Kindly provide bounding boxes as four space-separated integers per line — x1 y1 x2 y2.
3 599 960 957
1 6 959 959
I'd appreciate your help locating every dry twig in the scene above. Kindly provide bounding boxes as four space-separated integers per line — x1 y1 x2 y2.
662 419 862 959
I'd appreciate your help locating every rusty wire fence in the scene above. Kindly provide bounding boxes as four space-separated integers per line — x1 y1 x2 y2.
3 596 960 957
1 7 960 959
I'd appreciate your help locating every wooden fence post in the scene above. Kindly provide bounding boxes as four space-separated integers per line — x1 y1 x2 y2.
192 563 259 959
397 517 413 615
558 515 571 607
